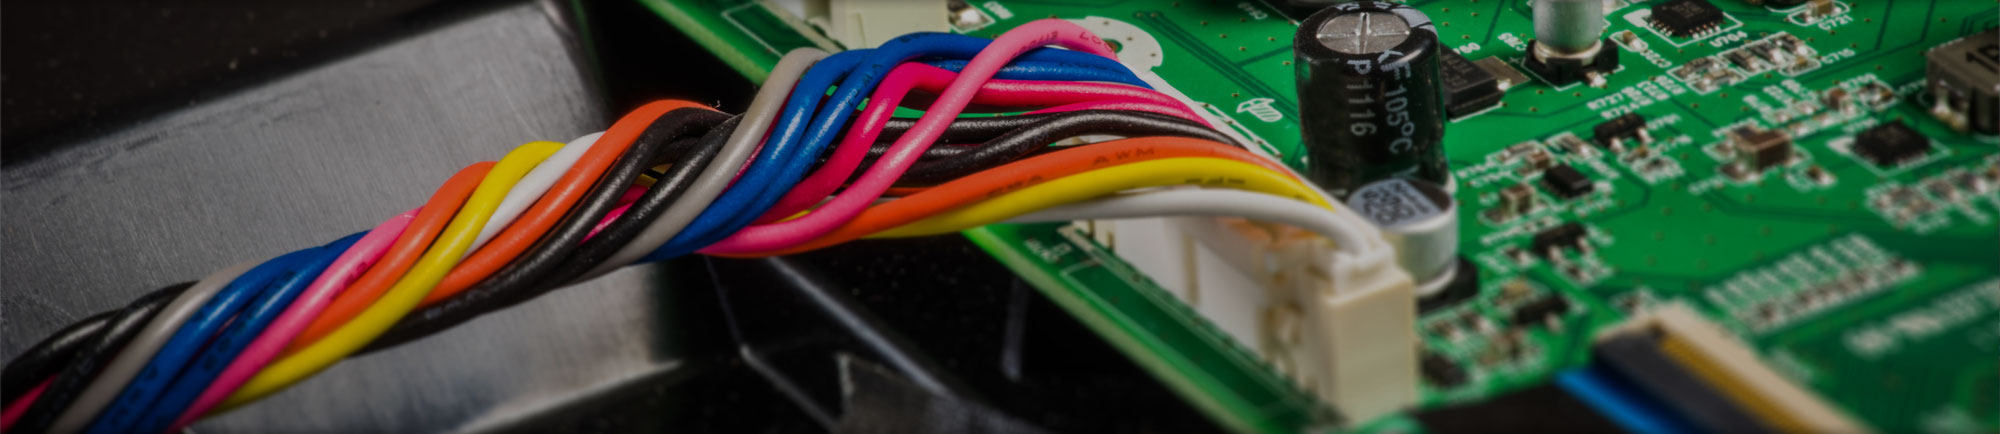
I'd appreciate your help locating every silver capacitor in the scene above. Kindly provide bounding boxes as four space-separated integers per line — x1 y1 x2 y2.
1534 0 1606 55
1525 0 1618 86
1346 177 1460 297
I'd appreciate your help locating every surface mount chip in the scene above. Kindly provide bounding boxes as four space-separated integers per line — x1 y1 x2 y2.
1441 50 1503 119
1531 222 1589 257
1651 0 1724 38
1853 121 1932 167
1592 113 1648 149
1541 164 1595 199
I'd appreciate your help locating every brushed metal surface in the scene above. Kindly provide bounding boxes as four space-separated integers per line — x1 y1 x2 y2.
3 4 707 432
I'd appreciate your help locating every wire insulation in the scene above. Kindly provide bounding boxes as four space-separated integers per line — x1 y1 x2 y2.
567 51 827 282
46 262 256 434
376 111 726 349
3 315 113 406
3 380 50 431
893 110 1237 187
468 133 600 255
758 63 1201 224
417 108 726 306
17 281 193 434
869 158 1324 238
133 235 360 434
655 25 1124 260
693 20 1121 255
85 257 309 434
425 101 716 305
712 137 1292 257
219 141 553 409
168 212 412 429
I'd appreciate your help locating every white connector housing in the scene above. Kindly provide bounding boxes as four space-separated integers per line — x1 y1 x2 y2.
797 0 949 49
1087 213 1417 423
1061 15 1418 424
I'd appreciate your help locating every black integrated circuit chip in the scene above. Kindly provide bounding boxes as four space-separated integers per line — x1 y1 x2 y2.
1651 0 1724 38
1440 50 1503 119
1510 296 1572 325
1853 121 1932 167
1422 352 1468 388
1531 222 1588 257
1591 113 1647 148
1540 164 1594 199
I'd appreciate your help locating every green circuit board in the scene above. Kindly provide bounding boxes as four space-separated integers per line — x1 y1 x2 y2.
642 0 2000 432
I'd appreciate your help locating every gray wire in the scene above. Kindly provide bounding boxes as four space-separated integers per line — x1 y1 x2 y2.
568 48 830 283
47 260 258 434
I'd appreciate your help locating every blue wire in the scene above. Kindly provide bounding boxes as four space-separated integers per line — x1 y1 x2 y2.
924 59 1147 86
641 33 1145 261
84 247 318 434
629 48 865 264
128 232 363 433
1556 368 1695 434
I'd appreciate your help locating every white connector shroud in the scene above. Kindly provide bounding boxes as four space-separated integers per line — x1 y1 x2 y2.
790 0 949 48
1065 16 1421 423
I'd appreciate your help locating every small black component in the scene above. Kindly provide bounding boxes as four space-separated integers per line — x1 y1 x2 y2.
1651 0 1724 38
1540 164 1594 199
1441 50 1503 118
1853 121 1933 167
1419 256 1483 313
1591 113 1647 148
1421 351 1469 388
1510 296 1572 325
1531 222 1588 256
1925 28 1999 134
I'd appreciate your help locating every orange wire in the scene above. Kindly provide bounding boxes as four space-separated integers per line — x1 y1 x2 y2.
286 162 495 354
714 137 1286 257
420 100 715 305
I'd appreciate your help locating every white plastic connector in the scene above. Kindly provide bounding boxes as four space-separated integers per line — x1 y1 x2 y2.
797 0 949 49
1063 15 1417 424
1090 211 1417 423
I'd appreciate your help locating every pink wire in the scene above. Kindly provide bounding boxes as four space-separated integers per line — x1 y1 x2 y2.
754 62 1200 224
587 185 649 239
894 68 1206 123
700 19 1117 254
1 378 50 430
168 209 418 430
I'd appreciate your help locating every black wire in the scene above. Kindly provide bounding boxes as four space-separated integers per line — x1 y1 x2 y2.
893 110 1237 186
11 281 192 434
539 116 740 285
360 108 730 352
879 112 1060 145
3 312 113 405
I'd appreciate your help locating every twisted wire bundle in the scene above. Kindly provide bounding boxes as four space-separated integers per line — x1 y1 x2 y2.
1 20 1364 433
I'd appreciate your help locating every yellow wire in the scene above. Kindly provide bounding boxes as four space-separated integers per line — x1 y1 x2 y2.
869 157 1331 238
218 140 564 410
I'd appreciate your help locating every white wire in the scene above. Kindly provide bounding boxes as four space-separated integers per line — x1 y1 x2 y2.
1003 188 1366 253
463 132 601 258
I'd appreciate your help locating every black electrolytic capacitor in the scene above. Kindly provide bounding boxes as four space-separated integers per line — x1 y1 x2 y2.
1294 2 1446 197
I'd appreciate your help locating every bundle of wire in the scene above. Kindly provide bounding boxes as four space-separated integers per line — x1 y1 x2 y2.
1 20 1376 434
